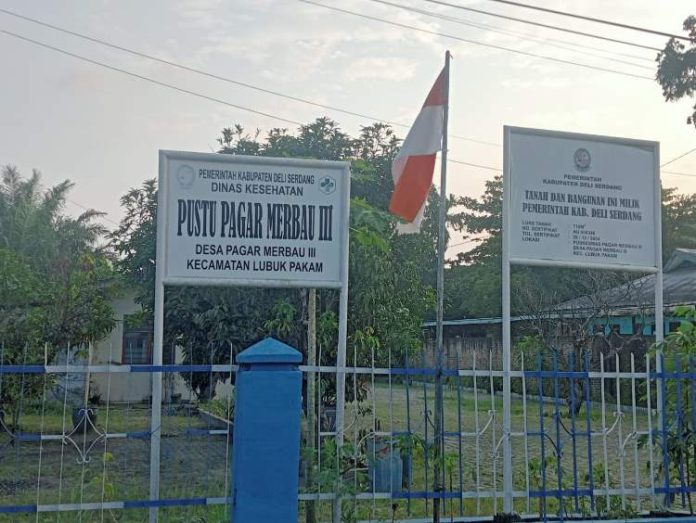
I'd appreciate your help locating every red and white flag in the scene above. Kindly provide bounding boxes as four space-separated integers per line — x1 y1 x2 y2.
389 68 447 232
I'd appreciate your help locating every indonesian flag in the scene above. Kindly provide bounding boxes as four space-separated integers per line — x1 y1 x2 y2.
389 67 446 233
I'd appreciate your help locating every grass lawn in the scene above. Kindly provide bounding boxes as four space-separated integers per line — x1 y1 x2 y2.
325 379 656 521
0 402 231 523
0 380 661 522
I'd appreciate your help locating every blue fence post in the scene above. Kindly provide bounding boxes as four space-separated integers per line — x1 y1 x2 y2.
231 337 303 523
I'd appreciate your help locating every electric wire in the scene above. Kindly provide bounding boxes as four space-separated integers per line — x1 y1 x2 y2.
0 7 498 147
66 198 121 227
661 146 696 168
299 0 654 80
479 0 693 42
663 170 696 178
368 0 654 70
448 238 479 248
449 16 654 64
448 159 502 171
0 27 303 126
0 19 511 234
446 146 696 177
417 0 662 51
0 26 503 171
1 15 693 227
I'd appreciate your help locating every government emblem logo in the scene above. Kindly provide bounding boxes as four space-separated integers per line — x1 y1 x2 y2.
573 148 591 172
176 165 195 189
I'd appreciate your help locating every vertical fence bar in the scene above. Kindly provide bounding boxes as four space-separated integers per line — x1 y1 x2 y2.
490 349 498 514
317 343 323 507
160 360 173 510
630 353 641 511
569 351 579 514
203 345 215 513
660 352 670 506
389 345 395 498
422 347 430 512
15 343 29 514
224 342 234 521
34 344 49 522
583 350 594 514
306 290 317 523
616 353 626 511
0 343 3 426
332 242 350 523
184 342 194 521
57 343 71 522
78 343 94 518
691 356 696 512
646 353 656 509
101 342 115 523
501 126 513 514
150 151 172 522
149 261 165 523
552 351 563 519
124 341 134 501
676 356 686 508
352 339 358 518
405 349 412 516
653 144 666 508
473 351 481 515
456 349 464 517
521 352 531 515
537 352 547 521
599 355 611 513
371 343 377 517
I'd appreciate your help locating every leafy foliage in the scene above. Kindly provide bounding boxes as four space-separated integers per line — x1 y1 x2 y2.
639 306 696 512
0 166 117 429
662 187 696 262
656 16 696 128
110 118 436 401
450 176 502 266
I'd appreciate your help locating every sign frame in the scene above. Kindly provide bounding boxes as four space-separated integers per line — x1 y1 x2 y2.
148 151 351 522
500 126 663 513
156 150 351 289
505 125 661 273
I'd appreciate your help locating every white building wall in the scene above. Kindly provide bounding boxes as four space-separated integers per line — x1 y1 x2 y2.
91 293 193 404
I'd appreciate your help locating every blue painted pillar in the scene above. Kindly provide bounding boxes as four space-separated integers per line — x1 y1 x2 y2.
231 337 302 523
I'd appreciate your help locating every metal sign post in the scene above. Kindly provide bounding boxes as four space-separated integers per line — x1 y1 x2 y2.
502 126 661 514
149 152 351 522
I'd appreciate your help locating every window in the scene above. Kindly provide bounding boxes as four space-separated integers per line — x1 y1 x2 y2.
122 327 152 365
667 321 682 334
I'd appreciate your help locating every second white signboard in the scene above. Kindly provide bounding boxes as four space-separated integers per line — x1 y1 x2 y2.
505 126 659 270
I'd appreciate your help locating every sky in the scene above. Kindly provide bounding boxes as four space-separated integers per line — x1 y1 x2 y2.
1 0 695 253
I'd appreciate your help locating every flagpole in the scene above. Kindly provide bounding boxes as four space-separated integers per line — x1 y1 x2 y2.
432 49 450 523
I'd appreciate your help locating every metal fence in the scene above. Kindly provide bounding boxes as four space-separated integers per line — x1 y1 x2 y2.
1 340 695 522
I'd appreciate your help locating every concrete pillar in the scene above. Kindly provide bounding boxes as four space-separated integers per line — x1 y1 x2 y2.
231 338 302 522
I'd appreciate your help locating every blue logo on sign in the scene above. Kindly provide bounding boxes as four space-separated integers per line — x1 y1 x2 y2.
318 176 336 195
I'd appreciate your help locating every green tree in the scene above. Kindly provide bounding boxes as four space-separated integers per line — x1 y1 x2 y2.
444 177 503 318
110 118 435 400
0 166 117 430
450 176 502 266
641 306 696 512
662 187 696 261
656 15 696 129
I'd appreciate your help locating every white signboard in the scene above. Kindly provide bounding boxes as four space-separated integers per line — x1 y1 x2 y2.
158 151 350 288
505 127 659 270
